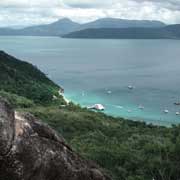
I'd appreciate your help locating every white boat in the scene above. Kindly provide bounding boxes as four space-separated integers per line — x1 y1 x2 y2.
138 105 144 110
128 85 134 90
107 90 112 94
176 112 180 115
88 104 105 111
164 110 169 114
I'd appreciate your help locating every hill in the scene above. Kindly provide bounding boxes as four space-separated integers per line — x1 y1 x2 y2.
16 18 80 36
0 18 166 36
63 24 180 39
0 52 180 180
79 18 165 30
0 51 64 105
0 18 80 36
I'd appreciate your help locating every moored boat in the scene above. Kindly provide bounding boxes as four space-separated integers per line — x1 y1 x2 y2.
128 85 135 90
174 102 180 105
138 105 144 110
164 110 169 114
87 104 105 111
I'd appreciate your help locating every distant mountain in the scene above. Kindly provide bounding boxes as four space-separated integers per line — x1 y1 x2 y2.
0 18 80 36
18 18 80 36
63 24 180 39
0 28 18 36
0 18 166 36
164 24 180 38
79 18 166 30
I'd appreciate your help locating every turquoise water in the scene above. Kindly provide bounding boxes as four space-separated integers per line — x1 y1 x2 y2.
0 36 180 126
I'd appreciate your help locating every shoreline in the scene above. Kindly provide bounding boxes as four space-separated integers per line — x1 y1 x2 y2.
61 92 178 127
64 95 70 104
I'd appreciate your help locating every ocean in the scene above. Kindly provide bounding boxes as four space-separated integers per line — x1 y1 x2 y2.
1 36 180 126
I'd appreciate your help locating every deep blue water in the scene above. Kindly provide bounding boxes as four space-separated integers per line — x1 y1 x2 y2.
1 36 180 126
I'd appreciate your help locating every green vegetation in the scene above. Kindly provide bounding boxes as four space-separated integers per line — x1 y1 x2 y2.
28 105 180 180
1 51 180 180
0 51 65 105
0 90 34 108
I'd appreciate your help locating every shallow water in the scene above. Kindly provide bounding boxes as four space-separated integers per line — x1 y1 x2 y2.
1 36 180 126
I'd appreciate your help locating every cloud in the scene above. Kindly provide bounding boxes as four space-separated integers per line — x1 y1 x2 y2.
0 0 62 8
133 0 180 11
0 0 180 27
62 0 114 8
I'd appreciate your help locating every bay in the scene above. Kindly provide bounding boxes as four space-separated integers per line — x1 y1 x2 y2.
0 36 180 126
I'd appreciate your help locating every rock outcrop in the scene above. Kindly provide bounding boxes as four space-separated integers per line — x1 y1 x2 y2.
0 97 110 180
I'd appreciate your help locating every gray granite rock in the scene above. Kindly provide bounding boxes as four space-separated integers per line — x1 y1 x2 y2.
0 97 110 180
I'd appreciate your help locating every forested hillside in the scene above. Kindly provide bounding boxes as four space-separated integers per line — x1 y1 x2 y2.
0 51 180 180
0 51 64 105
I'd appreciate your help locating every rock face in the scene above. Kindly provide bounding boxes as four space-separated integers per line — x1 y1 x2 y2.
0 97 110 180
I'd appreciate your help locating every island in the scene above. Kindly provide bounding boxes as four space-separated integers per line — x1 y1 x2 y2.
62 24 180 39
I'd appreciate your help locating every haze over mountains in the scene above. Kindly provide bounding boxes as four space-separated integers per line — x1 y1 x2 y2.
0 18 79 36
0 18 166 37
0 17 180 39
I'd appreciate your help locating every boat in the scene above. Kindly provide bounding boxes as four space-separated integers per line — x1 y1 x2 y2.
174 102 180 105
107 90 112 94
128 85 134 90
88 104 105 111
176 112 180 115
164 110 169 114
138 105 144 110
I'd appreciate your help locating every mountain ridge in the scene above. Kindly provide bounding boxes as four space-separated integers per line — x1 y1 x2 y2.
79 18 165 30
0 17 166 36
63 24 180 39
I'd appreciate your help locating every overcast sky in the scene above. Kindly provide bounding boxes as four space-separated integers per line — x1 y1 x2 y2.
1 0 180 27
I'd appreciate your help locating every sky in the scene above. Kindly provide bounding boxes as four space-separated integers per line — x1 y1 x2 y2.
1 0 180 27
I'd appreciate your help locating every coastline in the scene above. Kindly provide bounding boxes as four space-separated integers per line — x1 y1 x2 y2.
61 91 179 127
64 95 70 104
